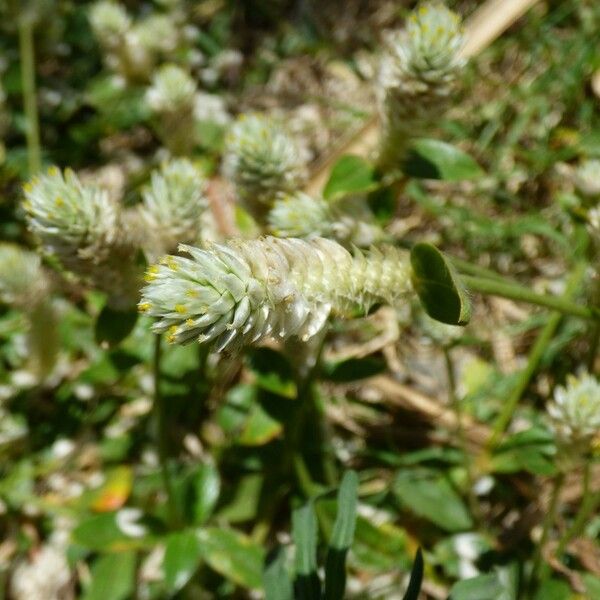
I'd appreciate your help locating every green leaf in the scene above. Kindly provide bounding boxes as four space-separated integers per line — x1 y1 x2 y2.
322 356 386 382
81 551 136 600
163 530 203 593
324 471 359 600
293 503 321 600
264 548 294 600
323 155 378 200
197 527 265 589
247 347 297 399
72 512 150 551
238 403 283 446
449 574 505 600
193 463 221 525
404 139 483 181
95 305 138 347
402 548 424 600
410 243 471 325
393 469 473 532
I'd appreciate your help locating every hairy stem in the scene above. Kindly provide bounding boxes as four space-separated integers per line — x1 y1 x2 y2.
461 270 596 321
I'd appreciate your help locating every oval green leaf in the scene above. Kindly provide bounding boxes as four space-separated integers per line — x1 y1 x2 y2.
410 243 471 325
323 155 378 200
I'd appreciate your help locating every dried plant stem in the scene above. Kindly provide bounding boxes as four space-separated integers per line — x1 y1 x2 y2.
153 334 179 528
486 263 587 448
18 13 41 175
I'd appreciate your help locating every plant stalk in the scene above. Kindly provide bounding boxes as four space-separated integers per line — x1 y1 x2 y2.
18 12 41 175
153 334 179 528
487 263 587 447
461 272 596 321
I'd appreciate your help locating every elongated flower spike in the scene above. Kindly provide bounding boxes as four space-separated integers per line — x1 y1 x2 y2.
139 159 209 259
377 2 465 169
23 167 140 310
548 372 600 452
139 236 413 351
222 114 307 221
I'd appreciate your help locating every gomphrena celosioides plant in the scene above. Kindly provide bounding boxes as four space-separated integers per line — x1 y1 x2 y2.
139 158 209 259
222 113 307 221
0 244 58 379
146 64 198 155
139 236 412 351
377 2 465 170
23 167 141 311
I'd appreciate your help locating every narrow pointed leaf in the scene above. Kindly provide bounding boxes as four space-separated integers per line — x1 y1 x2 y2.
264 547 293 600
292 503 321 600
402 548 424 600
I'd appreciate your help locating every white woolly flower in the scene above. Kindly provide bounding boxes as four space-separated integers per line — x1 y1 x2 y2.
269 193 383 247
139 236 413 351
140 159 208 257
146 64 198 154
134 14 179 55
0 244 48 308
573 159 600 199
547 372 600 446
378 2 465 167
268 192 332 238
10 545 71 600
89 1 131 48
23 167 140 310
222 114 307 218
146 64 196 114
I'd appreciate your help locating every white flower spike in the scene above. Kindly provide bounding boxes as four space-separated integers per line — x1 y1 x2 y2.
139 236 413 351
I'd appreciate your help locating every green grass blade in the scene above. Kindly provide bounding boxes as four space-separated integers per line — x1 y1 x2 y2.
402 548 424 600
292 502 321 600
263 547 293 600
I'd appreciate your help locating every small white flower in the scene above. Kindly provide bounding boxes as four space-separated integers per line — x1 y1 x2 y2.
10 545 71 600
573 159 600 199
222 114 307 218
89 1 131 48
116 508 147 538
548 372 600 445
378 2 465 167
146 64 197 114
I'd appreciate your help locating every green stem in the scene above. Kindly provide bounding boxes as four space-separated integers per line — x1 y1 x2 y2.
487 264 587 448
443 347 480 524
461 271 596 321
153 334 179 528
528 473 565 595
555 460 599 557
18 12 41 175
450 256 509 283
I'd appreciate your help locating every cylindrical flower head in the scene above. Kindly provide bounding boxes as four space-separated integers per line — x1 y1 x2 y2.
222 114 307 219
139 236 412 351
547 372 600 449
140 159 209 258
268 192 383 247
268 192 332 238
146 64 198 154
89 1 131 49
378 2 465 168
23 167 140 310
0 244 48 308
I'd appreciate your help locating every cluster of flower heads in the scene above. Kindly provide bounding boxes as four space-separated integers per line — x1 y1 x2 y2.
547 372 600 456
139 236 413 351
89 0 182 81
222 114 307 220
139 158 209 258
23 161 211 311
377 2 465 168
573 158 600 200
